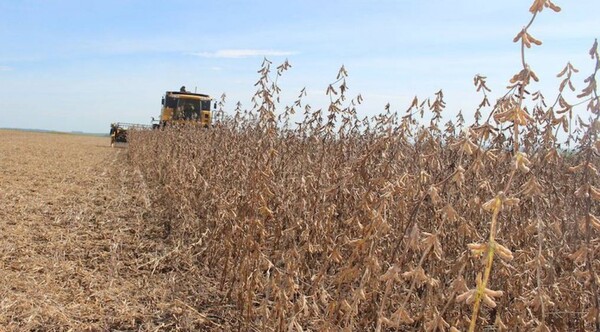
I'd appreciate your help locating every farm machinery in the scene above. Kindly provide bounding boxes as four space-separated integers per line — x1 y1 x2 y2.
109 87 215 145
157 89 214 128
109 122 152 146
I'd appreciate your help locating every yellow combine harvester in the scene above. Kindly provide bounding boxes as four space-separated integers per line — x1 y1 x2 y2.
110 87 215 145
156 88 214 128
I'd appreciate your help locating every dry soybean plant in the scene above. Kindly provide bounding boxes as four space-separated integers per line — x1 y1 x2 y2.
127 1 599 330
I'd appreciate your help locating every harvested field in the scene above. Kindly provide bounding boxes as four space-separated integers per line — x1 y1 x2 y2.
0 130 230 331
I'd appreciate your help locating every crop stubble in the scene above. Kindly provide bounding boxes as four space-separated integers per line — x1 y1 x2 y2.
0 130 230 331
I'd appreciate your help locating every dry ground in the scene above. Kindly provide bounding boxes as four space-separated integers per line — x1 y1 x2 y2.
0 130 232 331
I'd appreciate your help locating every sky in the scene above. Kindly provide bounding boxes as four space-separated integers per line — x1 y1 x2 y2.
0 0 599 133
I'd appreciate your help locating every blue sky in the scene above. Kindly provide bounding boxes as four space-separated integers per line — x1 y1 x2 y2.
0 0 599 133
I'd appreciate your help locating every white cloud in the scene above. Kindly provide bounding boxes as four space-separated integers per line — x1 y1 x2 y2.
0 66 12 71
190 49 296 59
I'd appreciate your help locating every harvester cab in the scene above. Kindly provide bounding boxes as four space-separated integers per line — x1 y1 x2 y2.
159 91 214 128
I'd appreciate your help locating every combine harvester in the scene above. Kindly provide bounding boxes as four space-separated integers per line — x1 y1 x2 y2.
110 86 215 146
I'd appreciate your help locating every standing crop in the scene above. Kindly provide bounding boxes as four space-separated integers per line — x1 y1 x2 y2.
127 1 598 330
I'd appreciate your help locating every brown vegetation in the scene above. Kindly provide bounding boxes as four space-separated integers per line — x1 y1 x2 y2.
127 3 599 331
1 1 598 331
